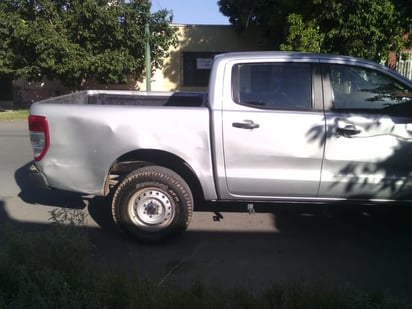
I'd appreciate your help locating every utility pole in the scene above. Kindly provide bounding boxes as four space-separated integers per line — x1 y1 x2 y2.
145 22 151 91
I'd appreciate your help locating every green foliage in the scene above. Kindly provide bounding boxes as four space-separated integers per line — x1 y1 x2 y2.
218 0 308 47
49 207 89 226
393 0 412 35
311 0 405 61
0 0 177 88
0 12 14 77
219 0 410 61
280 14 324 53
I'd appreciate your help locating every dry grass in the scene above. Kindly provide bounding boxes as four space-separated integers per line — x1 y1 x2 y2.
0 109 29 120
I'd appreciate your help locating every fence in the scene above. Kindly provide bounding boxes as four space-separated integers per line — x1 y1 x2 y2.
396 59 412 80
396 50 412 80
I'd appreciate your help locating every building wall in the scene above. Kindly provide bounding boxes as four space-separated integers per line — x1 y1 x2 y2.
12 78 67 105
142 24 265 92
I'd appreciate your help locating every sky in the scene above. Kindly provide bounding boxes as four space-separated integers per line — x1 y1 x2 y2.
150 0 230 25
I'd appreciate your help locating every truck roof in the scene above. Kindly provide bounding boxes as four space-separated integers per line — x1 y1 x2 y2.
214 51 373 64
213 51 410 84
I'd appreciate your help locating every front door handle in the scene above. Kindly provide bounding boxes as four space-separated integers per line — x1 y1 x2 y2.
336 125 361 137
232 120 260 130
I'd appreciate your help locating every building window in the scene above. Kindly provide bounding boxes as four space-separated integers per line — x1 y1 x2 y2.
182 52 220 87
0 77 13 100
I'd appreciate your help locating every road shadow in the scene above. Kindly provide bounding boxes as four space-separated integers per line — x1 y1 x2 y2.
11 162 412 299
14 161 412 243
3 195 412 300
14 160 412 239
14 161 118 232
15 162 87 209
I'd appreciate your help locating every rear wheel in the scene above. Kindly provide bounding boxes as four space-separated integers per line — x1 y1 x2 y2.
112 166 193 242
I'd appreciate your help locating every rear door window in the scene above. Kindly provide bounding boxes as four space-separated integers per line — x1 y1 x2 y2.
232 63 312 110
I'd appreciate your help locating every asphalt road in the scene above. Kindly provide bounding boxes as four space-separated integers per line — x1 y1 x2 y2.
1 119 412 299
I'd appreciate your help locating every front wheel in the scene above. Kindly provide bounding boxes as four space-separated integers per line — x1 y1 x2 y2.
112 166 193 242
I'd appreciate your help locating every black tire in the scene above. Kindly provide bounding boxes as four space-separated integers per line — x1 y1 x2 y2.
112 166 193 242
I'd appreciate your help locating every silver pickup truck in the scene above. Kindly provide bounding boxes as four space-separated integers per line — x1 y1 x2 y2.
29 51 412 241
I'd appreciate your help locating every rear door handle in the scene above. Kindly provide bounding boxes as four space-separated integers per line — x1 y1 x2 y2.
232 120 260 130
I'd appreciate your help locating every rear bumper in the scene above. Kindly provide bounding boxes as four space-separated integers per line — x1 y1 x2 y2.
29 163 50 190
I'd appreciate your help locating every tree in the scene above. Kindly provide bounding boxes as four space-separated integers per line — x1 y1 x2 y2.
392 0 412 50
218 0 311 48
0 10 15 78
218 0 410 62
0 0 177 88
279 14 323 53
310 0 406 61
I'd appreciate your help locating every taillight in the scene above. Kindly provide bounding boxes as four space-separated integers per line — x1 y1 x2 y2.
28 115 50 161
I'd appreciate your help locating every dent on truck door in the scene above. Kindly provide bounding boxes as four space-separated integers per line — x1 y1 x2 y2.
222 62 325 198
319 64 412 200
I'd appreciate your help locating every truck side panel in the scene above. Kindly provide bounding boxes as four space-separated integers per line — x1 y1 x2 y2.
30 103 217 199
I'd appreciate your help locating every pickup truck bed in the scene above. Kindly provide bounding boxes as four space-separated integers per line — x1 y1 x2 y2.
38 90 207 107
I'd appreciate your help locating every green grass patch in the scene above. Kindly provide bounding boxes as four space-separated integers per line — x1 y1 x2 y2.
0 109 29 120
0 212 410 308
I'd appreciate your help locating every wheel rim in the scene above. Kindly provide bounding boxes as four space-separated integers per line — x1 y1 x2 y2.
128 187 175 231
